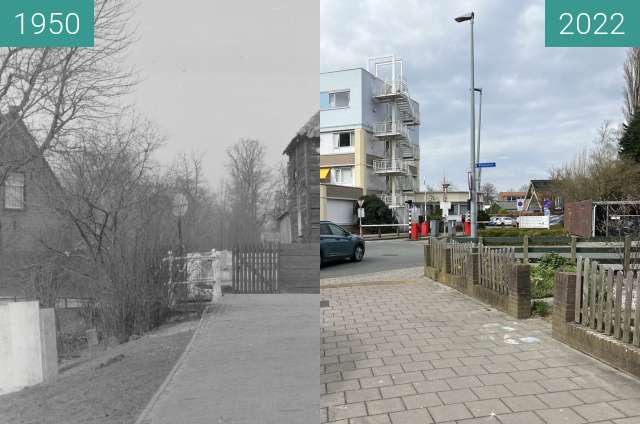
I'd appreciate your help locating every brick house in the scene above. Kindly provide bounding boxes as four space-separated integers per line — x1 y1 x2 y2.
280 112 320 243
0 113 68 297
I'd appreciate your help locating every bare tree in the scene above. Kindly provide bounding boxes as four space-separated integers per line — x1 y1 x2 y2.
480 182 497 203
0 0 137 184
624 48 640 123
226 139 272 245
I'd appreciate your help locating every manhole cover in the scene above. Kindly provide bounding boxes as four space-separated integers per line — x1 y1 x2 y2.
320 300 330 308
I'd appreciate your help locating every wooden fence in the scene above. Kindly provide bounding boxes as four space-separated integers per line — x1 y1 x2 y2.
429 238 448 271
232 243 279 293
449 241 472 278
479 246 516 295
575 256 639 346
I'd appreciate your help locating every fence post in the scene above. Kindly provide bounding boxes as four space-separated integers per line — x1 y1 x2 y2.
624 235 631 274
509 264 531 319
444 247 452 275
571 236 577 262
523 235 529 264
424 243 430 271
467 252 480 292
552 272 577 341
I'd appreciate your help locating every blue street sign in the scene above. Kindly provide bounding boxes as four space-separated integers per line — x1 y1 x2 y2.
476 162 496 168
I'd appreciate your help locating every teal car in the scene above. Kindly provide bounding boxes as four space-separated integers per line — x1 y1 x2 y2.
320 221 365 265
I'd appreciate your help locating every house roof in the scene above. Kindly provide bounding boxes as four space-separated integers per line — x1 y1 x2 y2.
499 192 526 197
283 112 319 154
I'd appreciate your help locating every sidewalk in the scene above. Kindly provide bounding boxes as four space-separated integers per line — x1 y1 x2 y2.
138 294 319 424
321 268 640 423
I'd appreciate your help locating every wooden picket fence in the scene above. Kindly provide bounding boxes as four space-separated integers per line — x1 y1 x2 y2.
575 256 640 346
479 246 516 295
232 243 279 293
429 238 448 271
450 241 473 278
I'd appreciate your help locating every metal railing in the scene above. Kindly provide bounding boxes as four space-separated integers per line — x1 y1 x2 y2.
379 193 408 208
373 120 408 138
373 159 410 175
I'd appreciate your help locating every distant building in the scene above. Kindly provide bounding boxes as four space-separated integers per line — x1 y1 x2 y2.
0 113 68 296
523 180 563 213
320 56 420 225
496 191 526 212
280 112 320 243
407 191 485 221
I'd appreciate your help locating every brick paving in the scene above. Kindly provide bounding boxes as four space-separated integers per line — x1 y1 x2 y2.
321 268 640 424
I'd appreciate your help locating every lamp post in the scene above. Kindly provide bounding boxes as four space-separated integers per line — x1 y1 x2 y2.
475 87 483 217
455 11 477 239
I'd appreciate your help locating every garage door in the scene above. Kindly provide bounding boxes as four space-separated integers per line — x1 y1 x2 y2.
327 199 355 225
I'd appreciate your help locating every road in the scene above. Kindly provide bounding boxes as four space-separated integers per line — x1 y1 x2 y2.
320 239 426 278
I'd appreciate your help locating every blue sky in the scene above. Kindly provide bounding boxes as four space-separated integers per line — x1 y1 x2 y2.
321 0 628 191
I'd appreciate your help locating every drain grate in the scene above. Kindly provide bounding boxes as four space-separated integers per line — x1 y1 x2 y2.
320 300 330 308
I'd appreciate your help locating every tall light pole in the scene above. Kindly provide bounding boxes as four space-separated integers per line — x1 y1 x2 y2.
455 11 477 239
475 87 483 216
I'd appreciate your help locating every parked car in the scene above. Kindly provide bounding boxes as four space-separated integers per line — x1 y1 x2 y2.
320 221 365 265
500 217 516 227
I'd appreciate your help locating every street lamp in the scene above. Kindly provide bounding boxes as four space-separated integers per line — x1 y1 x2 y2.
455 11 477 239
475 87 483 218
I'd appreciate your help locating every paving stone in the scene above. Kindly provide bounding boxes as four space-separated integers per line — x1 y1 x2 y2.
328 403 368 421
497 411 545 424
366 397 405 415
390 371 426 384
572 388 617 403
536 407 586 424
538 377 581 392
537 391 583 408
402 393 442 409
423 368 457 381
464 398 510 417
428 403 473 422
573 402 626 422
413 380 451 394
437 388 479 405
360 375 394 389
381 384 416 399
611 399 640 416
504 381 547 396
349 414 392 424
445 375 483 390
502 395 548 412
478 373 516 386
471 384 513 400
346 388 382 403
321 391 345 407
389 408 434 424
328 379 361 393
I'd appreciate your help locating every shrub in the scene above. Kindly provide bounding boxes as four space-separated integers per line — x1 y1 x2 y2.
532 301 551 317
530 253 576 299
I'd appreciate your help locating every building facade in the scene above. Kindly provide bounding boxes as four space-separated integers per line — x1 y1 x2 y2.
320 56 420 225
281 112 320 243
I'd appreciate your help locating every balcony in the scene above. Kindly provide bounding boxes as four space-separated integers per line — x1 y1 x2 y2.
373 159 411 175
373 120 408 139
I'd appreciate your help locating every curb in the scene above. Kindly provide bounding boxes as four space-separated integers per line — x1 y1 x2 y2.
133 306 210 424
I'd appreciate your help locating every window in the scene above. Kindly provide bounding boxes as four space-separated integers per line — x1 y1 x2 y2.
330 91 350 108
4 173 24 210
320 90 350 110
333 131 353 149
328 223 347 236
332 167 353 186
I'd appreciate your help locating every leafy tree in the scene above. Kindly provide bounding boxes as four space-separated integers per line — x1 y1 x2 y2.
619 112 640 162
358 195 394 225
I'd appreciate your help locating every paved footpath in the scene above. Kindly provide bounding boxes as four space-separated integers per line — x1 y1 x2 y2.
321 267 640 424
139 294 319 424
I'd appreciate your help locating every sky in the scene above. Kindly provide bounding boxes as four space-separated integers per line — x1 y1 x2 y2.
124 0 319 187
321 0 629 192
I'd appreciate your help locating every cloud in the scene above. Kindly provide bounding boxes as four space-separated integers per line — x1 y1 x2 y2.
321 0 627 191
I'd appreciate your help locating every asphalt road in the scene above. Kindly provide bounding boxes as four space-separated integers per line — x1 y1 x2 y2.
320 239 427 278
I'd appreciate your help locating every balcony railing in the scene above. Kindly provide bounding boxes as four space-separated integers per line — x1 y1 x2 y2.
376 79 409 97
379 194 408 208
373 120 408 139
373 159 410 175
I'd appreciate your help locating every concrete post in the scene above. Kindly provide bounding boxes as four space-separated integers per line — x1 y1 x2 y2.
571 236 577 262
509 264 531 319
552 272 577 340
424 244 430 274
523 235 529 264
